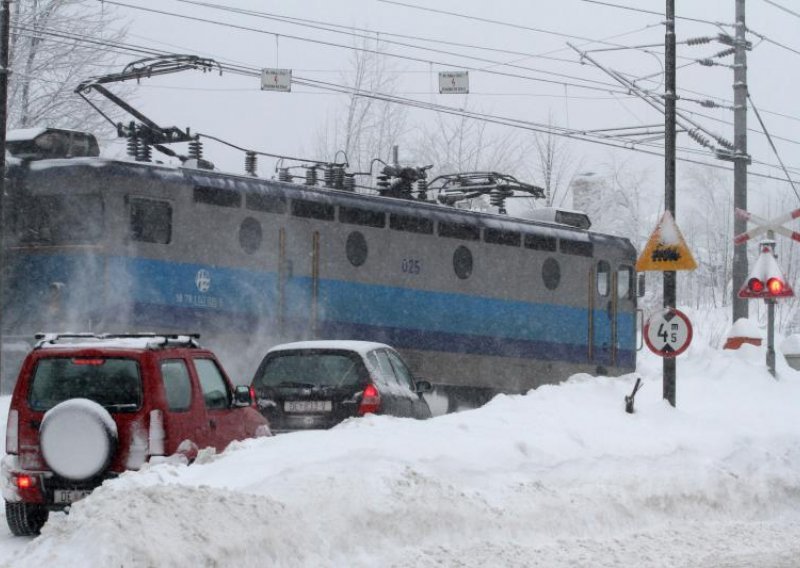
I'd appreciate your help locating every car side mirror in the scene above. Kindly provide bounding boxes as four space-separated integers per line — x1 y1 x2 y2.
414 379 432 394
233 385 253 407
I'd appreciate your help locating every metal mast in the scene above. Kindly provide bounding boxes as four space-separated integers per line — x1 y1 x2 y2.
663 0 677 407
732 0 749 322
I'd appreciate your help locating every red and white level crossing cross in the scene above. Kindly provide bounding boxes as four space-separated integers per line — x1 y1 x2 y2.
734 207 800 245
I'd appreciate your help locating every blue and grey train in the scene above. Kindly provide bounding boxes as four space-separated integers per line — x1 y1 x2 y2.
1 127 638 406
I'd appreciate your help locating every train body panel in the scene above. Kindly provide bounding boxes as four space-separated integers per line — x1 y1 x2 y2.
2 153 638 400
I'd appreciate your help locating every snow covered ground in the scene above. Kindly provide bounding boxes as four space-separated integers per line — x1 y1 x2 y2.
1 325 799 567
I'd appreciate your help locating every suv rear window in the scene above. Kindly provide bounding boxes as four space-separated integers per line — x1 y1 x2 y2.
28 357 142 412
254 351 365 388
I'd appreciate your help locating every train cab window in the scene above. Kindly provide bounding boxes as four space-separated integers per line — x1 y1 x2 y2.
339 206 386 228
484 228 521 247
130 198 172 244
597 261 611 297
617 266 634 300
17 194 104 245
542 257 560 290
239 217 263 254
439 221 480 241
453 246 473 279
560 239 593 257
246 192 287 214
389 213 434 235
194 185 242 208
291 199 335 221
346 231 368 267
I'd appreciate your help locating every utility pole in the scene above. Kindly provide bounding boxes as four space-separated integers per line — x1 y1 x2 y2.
732 0 749 322
0 0 10 393
663 0 677 407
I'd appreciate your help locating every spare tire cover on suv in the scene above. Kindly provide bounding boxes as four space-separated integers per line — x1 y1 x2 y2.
40 399 118 481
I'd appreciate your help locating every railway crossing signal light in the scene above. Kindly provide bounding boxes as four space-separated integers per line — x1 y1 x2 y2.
738 242 794 299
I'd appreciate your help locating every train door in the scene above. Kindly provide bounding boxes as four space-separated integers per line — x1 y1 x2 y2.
590 260 617 372
278 226 321 341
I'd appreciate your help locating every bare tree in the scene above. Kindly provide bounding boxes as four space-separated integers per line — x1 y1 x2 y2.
8 0 129 134
316 36 408 174
523 121 583 209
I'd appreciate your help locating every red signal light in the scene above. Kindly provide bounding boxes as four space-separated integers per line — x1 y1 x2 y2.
747 278 764 293
767 277 784 295
16 475 35 489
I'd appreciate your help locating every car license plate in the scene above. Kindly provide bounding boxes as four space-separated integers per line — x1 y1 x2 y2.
53 489 92 504
284 400 332 413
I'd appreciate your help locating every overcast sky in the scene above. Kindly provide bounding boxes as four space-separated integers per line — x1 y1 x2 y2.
96 0 800 208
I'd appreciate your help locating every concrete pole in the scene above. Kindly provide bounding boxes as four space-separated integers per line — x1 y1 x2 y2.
663 0 677 407
732 0 749 323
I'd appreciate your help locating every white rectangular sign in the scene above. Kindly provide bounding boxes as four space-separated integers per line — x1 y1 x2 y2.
261 68 292 92
438 71 469 94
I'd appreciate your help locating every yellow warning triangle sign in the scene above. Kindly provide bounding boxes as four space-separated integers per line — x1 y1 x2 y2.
636 211 698 271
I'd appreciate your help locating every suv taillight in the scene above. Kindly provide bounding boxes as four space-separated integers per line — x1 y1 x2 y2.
358 383 381 416
148 409 165 457
5 410 18 454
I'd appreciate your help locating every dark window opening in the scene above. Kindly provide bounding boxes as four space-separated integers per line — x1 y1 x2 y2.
389 213 434 235
130 198 172 244
194 185 242 208
339 206 386 228
484 228 521 247
291 199 335 221
439 221 480 241
16 194 104 245
246 192 287 214
524 233 557 252
560 239 594 257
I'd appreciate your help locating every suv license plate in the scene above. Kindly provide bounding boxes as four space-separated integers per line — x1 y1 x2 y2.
285 400 332 413
53 489 91 504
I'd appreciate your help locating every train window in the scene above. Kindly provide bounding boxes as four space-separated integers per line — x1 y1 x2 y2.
484 228 521 247
453 246 473 279
439 221 480 241
291 199 335 221
193 185 242 208
617 266 634 299
542 258 561 290
239 217 263 254
339 206 386 228
246 192 287 214
560 239 593 257
389 213 434 235
524 233 557 252
17 194 104 245
346 231 368 266
597 261 611 297
130 198 171 244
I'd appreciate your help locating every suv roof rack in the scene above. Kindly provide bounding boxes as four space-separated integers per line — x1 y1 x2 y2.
33 332 202 350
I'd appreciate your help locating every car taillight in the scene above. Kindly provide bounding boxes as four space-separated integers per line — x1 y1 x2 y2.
5 409 18 454
71 358 106 365
249 385 257 408
358 383 381 416
148 409 165 456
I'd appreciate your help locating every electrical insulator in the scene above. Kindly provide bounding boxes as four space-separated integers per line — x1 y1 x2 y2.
376 174 390 190
324 164 335 187
188 139 203 160
138 143 152 163
686 36 712 45
343 174 356 192
698 59 714 67
126 135 139 159
245 151 257 176
416 179 428 200
334 166 345 189
278 168 291 182
305 167 318 186
715 47 736 58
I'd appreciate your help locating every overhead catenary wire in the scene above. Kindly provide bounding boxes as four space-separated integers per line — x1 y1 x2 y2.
748 91 800 202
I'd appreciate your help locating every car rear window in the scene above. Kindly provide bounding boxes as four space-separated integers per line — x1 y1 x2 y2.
254 351 366 388
27 357 142 412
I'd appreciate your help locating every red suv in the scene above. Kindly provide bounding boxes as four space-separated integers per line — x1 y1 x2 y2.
2 333 270 536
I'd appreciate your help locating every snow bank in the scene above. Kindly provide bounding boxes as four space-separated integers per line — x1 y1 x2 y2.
1 342 799 567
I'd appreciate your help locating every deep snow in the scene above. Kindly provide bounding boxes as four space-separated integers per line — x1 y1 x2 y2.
0 326 799 567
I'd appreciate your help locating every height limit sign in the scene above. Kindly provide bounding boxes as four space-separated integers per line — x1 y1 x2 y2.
644 308 693 358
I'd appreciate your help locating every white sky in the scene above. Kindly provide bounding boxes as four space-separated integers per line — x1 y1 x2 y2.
1 308 799 566
87 0 800 207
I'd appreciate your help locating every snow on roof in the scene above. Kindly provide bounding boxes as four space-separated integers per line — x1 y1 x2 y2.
36 334 200 351
266 340 392 356
5 128 47 142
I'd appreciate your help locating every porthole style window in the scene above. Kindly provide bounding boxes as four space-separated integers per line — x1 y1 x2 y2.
346 231 368 266
542 257 561 290
238 217 263 254
453 246 473 280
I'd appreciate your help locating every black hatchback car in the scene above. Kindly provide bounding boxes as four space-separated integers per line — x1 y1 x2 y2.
251 341 432 433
